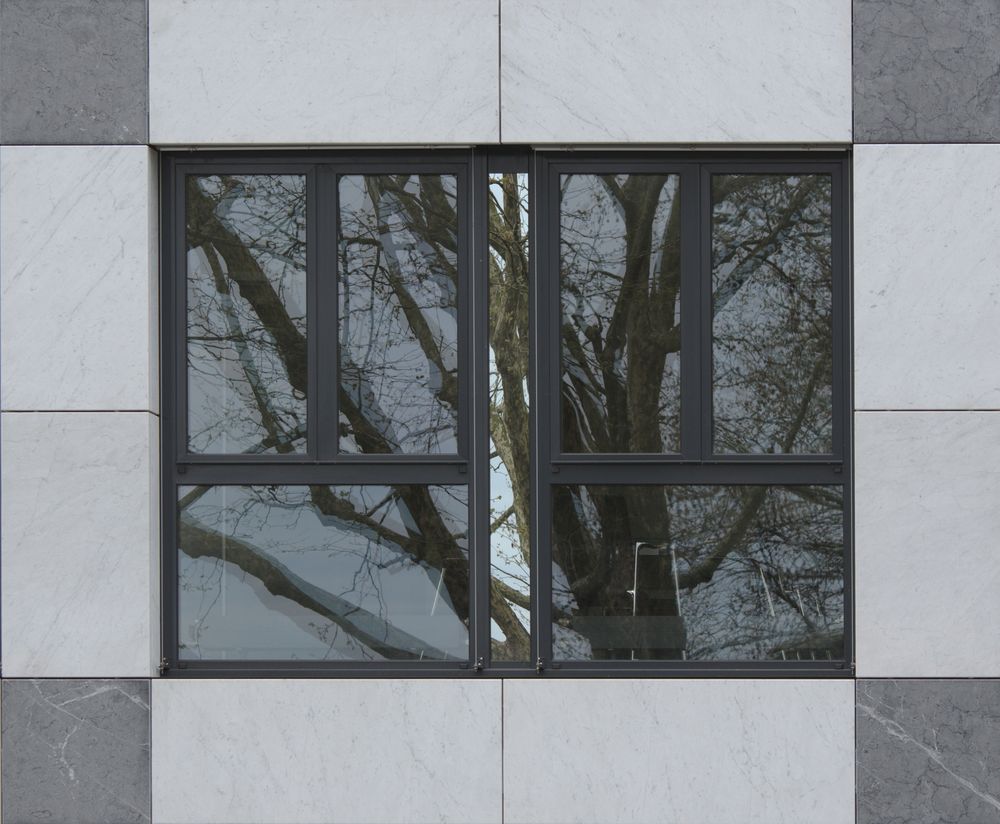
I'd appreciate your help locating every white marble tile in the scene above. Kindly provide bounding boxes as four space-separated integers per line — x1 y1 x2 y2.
1 412 156 677
152 679 502 824
854 145 1000 410
855 412 1000 677
500 0 852 143
1 146 157 412
503 679 854 824
149 0 499 145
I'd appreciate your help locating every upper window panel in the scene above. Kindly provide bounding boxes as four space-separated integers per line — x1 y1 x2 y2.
560 174 682 454
338 174 460 455
185 174 307 455
711 174 834 455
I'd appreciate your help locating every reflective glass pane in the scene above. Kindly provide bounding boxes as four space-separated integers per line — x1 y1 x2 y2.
552 485 844 661
338 174 460 454
488 170 531 661
560 173 681 453
186 174 307 454
712 174 833 454
178 484 469 661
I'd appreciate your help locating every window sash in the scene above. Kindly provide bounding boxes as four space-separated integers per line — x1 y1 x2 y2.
160 149 852 677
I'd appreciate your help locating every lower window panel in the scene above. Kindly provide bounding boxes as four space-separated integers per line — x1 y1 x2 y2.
177 484 469 662
551 485 845 662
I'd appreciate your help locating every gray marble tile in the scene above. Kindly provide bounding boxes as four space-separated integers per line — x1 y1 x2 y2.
0 0 147 144
854 0 1000 142
1 679 151 824
858 680 1000 824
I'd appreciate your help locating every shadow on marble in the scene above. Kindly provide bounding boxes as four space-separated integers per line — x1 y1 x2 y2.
1 679 151 824
854 0 1000 142
858 680 1000 824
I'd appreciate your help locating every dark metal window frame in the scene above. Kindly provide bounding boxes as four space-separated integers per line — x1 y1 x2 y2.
160 148 853 678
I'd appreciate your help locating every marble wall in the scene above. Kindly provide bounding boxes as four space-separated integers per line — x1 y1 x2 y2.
857 680 1000 824
1 680 151 823
0 0 147 145
1 0 1000 822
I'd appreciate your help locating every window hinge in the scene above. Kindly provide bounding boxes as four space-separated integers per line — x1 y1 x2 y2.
536 657 545 674
158 656 170 676
474 656 485 672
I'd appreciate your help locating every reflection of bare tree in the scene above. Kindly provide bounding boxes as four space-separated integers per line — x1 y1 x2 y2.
339 174 460 454
183 173 531 660
561 174 682 454
182 168 842 664
713 174 833 454
485 171 842 661
187 176 307 454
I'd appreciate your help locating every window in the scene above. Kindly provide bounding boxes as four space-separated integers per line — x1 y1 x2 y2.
161 150 850 676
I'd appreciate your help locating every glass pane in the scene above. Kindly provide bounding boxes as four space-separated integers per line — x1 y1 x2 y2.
338 174 460 454
178 484 469 661
186 174 307 455
552 485 844 661
712 174 833 454
488 170 531 662
560 173 681 453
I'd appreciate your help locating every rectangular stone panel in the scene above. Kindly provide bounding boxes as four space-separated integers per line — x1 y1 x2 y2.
854 145 1000 410
0 0 147 144
149 0 499 145
854 0 1000 142
501 0 852 143
503 679 855 823
857 679 1000 824
1 679 151 824
855 412 1000 677
1 146 157 412
152 679 502 823
1 412 156 677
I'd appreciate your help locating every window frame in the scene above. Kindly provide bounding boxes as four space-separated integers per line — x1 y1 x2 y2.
160 148 853 678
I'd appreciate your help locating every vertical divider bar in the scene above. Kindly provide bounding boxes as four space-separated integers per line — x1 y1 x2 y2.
534 154 556 668
161 156 180 668
471 150 490 668
830 163 846 462
458 159 473 466
527 150 540 667
174 168 189 464
305 165 320 460
315 166 338 460
699 166 714 460
833 159 854 666
679 164 702 461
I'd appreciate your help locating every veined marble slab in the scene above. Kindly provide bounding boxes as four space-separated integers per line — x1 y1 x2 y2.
855 411 1000 677
500 0 852 143
857 679 1000 823
1 412 157 677
1 145 157 412
1 679 151 824
854 144 1000 410
503 679 855 824
149 0 500 145
152 679 502 823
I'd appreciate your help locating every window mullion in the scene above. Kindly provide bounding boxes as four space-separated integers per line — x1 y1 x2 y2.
680 164 703 461
315 165 338 460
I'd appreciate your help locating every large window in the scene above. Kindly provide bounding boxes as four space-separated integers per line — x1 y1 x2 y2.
161 150 850 676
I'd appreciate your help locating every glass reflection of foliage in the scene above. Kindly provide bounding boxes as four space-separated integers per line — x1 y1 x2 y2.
178 484 470 661
338 174 460 455
560 174 682 454
488 171 531 661
712 174 833 454
552 485 844 662
186 175 307 454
